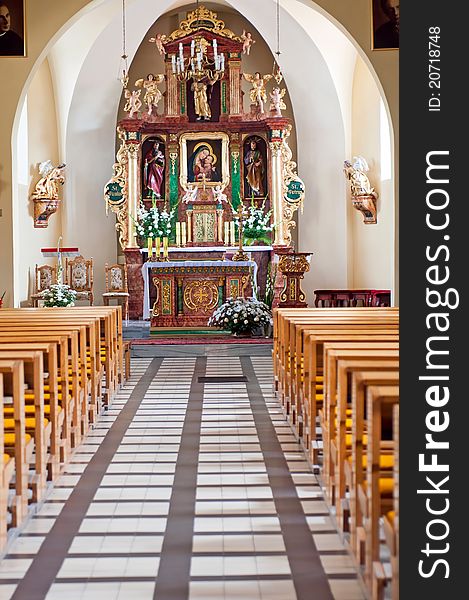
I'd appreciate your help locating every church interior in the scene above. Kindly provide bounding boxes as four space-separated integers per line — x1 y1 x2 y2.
0 1 399 598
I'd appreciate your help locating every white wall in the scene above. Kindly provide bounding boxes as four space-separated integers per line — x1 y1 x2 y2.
14 59 62 306
350 56 394 290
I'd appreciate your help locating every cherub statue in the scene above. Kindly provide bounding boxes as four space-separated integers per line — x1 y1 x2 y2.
213 185 228 205
243 71 273 114
31 161 66 200
241 30 256 55
135 74 165 116
343 156 377 197
182 183 198 204
269 87 287 116
124 88 142 118
149 32 167 55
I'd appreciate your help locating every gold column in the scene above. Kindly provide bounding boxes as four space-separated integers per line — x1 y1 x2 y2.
269 140 285 246
186 208 193 243
228 57 242 115
126 142 140 249
165 61 179 116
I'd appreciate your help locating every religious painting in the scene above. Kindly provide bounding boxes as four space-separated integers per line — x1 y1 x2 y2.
0 0 25 57
141 136 166 200
179 132 230 189
243 135 268 199
372 0 399 50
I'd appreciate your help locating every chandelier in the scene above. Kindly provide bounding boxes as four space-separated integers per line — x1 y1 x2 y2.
170 0 225 83
171 36 225 83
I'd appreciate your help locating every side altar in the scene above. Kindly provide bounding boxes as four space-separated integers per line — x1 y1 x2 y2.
104 6 306 322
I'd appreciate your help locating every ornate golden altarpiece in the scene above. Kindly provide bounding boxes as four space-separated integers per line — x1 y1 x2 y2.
104 6 306 322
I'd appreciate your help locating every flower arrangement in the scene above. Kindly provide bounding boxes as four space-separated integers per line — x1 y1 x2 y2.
261 262 277 309
41 283 77 307
135 200 176 241
208 297 272 335
233 196 273 245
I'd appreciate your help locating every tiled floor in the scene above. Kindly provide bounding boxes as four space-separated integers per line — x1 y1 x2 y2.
0 352 366 600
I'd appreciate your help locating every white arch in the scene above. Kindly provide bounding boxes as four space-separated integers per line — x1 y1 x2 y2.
12 0 395 304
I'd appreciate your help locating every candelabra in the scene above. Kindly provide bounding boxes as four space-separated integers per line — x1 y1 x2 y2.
170 36 225 83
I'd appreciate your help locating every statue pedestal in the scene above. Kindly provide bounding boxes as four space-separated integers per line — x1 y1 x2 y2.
351 194 377 224
277 251 312 308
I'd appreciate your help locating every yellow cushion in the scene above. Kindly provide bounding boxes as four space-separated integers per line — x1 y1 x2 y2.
4 453 11 465
363 478 394 496
345 434 368 447
347 454 394 469
4 406 62 417
4 417 49 430
386 510 395 525
4 433 33 446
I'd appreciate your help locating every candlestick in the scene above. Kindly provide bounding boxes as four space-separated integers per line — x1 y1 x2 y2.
224 222 229 245
181 222 187 246
147 237 153 261
155 237 161 260
163 236 169 259
176 222 181 247
230 221 235 247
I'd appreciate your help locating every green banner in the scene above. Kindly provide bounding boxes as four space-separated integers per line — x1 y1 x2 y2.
231 151 241 209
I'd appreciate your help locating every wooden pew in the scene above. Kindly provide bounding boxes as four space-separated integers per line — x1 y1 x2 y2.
359 384 399 586
0 360 29 530
0 342 62 479
0 351 48 504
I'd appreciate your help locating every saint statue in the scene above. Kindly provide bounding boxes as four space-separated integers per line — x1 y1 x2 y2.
191 77 217 120
343 156 377 197
243 71 273 114
244 139 264 197
135 74 165 116
31 161 66 200
144 142 165 199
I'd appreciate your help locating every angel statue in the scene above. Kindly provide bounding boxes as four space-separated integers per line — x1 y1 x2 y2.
213 185 228 205
182 183 198 204
124 88 142 118
241 30 256 55
135 74 165 116
343 156 377 197
31 161 66 201
149 32 167 55
269 87 287 116
243 71 273 114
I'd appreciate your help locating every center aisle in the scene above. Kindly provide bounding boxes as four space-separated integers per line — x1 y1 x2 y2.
0 353 366 600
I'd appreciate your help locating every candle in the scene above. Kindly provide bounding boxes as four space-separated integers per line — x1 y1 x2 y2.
155 237 161 259
176 222 181 247
171 54 176 73
230 221 235 246
191 39 195 57
163 236 169 258
224 222 229 245
147 237 153 259
181 222 187 246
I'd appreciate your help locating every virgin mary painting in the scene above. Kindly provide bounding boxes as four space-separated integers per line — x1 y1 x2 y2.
187 141 221 184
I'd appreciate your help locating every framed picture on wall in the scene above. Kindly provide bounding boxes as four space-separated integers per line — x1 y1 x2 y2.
372 0 399 50
0 0 25 57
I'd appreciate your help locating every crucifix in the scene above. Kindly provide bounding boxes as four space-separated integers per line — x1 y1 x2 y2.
232 203 249 261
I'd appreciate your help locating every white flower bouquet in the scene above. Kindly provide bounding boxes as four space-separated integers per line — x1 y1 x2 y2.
208 297 272 335
233 196 273 245
41 283 77 307
135 200 176 241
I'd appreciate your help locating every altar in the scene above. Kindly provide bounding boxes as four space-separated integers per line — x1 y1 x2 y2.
103 6 306 324
143 260 256 327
